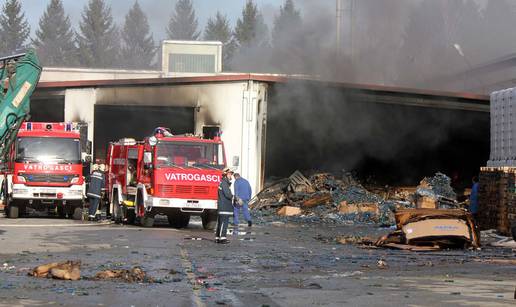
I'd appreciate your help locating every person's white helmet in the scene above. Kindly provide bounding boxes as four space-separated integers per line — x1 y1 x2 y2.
99 164 106 172
92 164 99 171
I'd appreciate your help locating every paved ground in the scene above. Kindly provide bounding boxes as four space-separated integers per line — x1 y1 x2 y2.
0 214 515 307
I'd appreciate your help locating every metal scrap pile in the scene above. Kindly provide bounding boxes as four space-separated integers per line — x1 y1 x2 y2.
250 171 414 225
415 172 459 209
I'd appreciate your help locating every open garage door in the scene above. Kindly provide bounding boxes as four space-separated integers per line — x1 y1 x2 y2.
94 105 194 160
29 97 65 122
265 84 489 188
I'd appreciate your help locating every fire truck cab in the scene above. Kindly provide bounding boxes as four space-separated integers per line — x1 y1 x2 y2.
107 128 226 229
3 122 91 219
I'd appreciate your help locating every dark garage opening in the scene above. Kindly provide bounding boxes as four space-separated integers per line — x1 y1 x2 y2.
94 105 194 160
29 97 64 122
265 83 489 189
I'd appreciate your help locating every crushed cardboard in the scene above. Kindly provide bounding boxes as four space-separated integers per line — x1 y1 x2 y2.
376 208 479 250
277 206 301 216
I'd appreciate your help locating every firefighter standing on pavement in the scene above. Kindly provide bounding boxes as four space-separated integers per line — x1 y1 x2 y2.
216 168 234 244
88 164 105 221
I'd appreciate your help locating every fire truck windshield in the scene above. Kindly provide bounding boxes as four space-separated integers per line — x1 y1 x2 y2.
15 137 81 163
155 141 224 170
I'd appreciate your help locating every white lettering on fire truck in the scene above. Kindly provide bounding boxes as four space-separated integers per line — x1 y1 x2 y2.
23 164 73 171
164 173 220 183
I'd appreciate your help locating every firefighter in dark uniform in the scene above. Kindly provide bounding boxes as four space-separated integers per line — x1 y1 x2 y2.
216 168 234 244
88 164 105 221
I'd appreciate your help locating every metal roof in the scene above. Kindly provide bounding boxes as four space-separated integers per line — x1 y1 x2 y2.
36 73 488 102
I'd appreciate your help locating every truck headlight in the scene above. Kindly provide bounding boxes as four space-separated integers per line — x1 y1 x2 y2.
70 176 80 184
13 188 28 195
159 199 170 206
16 176 26 183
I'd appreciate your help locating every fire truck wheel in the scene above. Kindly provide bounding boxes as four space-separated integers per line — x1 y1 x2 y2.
141 215 155 228
168 213 190 229
7 205 18 219
202 211 217 230
112 195 122 223
73 207 83 221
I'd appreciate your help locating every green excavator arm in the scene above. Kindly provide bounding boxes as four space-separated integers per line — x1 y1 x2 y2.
0 51 42 163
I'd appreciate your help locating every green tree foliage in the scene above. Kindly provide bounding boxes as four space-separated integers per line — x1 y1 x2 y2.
204 12 236 67
33 0 77 66
76 0 120 68
272 0 301 48
234 0 269 49
0 0 30 55
167 0 200 40
121 1 156 69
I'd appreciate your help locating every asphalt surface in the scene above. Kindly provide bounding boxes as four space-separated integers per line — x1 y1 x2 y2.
0 214 515 307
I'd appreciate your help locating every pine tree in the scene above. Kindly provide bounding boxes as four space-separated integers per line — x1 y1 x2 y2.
272 0 301 48
167 0 200 40
0 0 30 55
204 12 235 67
121 1 156 69
234 0 269 49
33 0 77 66
76 0 120 68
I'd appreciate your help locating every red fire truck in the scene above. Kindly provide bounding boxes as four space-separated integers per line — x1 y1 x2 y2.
3 122 91 219
106 128 226 229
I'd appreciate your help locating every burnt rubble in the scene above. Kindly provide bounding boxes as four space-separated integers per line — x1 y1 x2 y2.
251 171 460 226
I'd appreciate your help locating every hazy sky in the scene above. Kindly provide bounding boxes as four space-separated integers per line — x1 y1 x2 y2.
19 0 333 42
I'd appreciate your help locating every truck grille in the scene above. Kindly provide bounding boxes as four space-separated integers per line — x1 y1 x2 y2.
157 185 210 195
22 174 73 183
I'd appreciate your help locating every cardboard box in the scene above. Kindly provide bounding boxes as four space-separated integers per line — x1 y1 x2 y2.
277 206 301 216
416 196 437 209
338 201 379 215
402 218 472 242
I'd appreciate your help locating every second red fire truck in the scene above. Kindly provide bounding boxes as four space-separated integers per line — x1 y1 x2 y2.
3 122 91 219
106 128 226 229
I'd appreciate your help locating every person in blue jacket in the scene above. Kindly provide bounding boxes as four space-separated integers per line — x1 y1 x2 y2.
233 173 252 227
469 176 479 218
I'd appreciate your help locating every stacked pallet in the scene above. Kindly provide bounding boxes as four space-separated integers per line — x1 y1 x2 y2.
478 167 516 235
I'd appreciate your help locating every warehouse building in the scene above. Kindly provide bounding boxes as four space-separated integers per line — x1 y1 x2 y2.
30 41 490 193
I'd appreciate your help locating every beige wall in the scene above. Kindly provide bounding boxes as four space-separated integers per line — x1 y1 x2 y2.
63 81 268 193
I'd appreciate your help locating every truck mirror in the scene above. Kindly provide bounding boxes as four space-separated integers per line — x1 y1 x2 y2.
144 163 153 170
86 141 92 155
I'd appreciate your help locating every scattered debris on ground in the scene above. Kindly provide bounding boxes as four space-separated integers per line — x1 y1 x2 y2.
29 261 81 281
375 208 479 250
95 267 154 283
252 171 460 226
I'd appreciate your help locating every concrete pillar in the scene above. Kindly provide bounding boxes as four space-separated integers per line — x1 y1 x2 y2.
64 88 96 156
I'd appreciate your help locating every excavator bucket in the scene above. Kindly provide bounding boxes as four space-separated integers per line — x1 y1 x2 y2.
0 51 42 162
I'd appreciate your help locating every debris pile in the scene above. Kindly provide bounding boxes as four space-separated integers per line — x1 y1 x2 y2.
252 171 462 226
415 173 458 209
251 171 416 225
30 261 81 281
375 208 479 251
95 267 153 283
